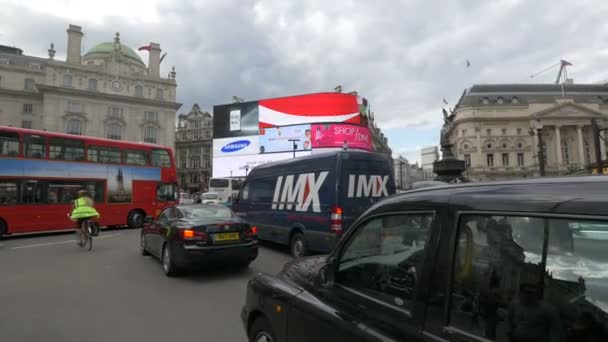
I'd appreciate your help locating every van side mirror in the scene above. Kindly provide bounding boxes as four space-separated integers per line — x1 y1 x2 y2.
144 216 153 224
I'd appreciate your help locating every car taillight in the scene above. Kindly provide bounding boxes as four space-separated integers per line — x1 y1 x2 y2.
182 229 207 241
330 207 343 235
245 226 258 238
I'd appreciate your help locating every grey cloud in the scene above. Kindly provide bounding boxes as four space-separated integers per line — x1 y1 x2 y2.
1 1 607 153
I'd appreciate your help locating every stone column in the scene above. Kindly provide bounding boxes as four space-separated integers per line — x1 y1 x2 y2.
601 132 607 161
577 125 585 165
554 126 563 167
476 129 482 168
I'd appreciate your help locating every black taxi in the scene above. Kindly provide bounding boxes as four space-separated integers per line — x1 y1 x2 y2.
242 176 608 342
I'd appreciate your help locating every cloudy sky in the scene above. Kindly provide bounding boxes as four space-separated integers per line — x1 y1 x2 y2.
2 0 608 162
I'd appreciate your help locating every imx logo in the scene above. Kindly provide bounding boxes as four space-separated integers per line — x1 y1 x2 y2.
347 174 389 198
272 172 329 213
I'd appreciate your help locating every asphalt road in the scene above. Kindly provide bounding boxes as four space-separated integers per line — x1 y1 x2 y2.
0 228 292 342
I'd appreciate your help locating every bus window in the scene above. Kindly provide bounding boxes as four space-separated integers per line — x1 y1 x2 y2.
49 138 85 161
0 131 20 157
48 182 82 204
24 134 45 159
21 181 46 204
0 182 18 205
88 145 121 164
157 183 177 202
152 149 171 167
209 178 229 188
125 150 149 166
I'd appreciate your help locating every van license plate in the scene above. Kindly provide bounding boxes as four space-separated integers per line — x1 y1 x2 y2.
215 232 239 241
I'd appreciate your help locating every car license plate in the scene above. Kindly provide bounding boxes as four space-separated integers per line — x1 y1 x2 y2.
215 232 239 241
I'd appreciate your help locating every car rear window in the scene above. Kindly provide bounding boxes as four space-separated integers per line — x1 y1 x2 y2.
181 206 233 219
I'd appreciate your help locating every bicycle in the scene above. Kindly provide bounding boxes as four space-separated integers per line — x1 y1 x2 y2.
69 214 93 251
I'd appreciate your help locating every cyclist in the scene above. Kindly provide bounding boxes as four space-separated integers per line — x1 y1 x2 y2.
70 190 100 244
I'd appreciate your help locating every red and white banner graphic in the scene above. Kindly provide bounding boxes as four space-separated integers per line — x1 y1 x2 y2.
258 93 360 128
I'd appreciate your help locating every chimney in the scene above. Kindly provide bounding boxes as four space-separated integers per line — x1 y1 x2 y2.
66 25 83 64
148 42 161 78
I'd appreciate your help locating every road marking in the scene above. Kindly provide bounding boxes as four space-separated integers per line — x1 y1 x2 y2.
11 234 121 250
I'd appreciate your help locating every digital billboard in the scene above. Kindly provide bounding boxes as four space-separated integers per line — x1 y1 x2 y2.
212 135 260 157
258 93 360 128
259 124 312 153
212 151 312 178
213 100 260 139
311 123 372 151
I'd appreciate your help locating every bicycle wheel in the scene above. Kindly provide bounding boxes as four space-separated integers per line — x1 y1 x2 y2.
86 222 93 251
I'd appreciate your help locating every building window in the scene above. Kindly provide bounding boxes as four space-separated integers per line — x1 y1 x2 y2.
23 103 33 114
517 128 522 135
190 173 199 184
88 78 98 91
144 127 158 144
156 88 164 100
203 158 211 169
562 141 570 165
144 111 158 122
486 128 491 136
68 102 83 113
63 74 73 87
464 153 471 167
66 119 83 135
190 157 201 169
502 153 509 167
106 123 123 140
192 120 201 129
24 78 35 91
486 153 494 167
135 85 143 97
21 120 32 129
180 158 187 169
108 106 124 118
584 140 591 165
486 143 492 149
501 128 507 135
517 152 525 167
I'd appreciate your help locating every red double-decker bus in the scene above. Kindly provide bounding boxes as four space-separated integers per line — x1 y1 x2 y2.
0 126 178 237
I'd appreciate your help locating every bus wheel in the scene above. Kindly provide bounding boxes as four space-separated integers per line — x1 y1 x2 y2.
127 210 145 228
0 219 6 239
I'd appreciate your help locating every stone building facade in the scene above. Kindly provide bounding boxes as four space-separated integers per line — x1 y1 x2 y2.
394 156 434 189
0 24 181 147
175 104 213 193
448 84 608 181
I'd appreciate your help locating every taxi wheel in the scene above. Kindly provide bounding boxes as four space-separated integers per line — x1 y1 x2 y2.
249 317 276 342
162 244 180 277
140 233 150 256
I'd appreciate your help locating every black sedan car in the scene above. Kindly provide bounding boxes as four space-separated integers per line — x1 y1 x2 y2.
140 204 258 276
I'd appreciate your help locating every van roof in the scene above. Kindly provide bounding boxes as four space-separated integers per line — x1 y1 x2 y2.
251 150 388 173
375 176 608 217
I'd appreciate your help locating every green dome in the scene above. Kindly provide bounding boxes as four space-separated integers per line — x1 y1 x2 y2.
83 42 145 66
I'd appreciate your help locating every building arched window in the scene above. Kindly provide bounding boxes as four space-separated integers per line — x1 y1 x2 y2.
88 78 98 91
144 126 158 144
65 117 84 135
106 122 123 140
134 85 143 97
63 74 73 87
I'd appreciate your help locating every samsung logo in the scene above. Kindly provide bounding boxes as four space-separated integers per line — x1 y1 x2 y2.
221 140 251 153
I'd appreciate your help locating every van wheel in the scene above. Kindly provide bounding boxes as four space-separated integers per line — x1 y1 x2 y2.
127 210 145 228
290 232 307 258
0 219 7 239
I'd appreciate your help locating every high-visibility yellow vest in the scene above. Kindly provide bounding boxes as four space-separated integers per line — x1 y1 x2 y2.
70 196 100 221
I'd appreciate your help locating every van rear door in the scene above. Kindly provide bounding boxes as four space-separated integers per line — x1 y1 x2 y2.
338 153 395 232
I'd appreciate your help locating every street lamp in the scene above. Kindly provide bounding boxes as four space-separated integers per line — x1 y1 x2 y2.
529 119 546 176
244 165 250 176
288 139 299 158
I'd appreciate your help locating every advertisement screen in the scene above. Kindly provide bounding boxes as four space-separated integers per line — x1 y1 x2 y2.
212 151 312 178
311 123 373 151
213 136 260 157
213 101 259 139
258 93 360 128
259 124 312 153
